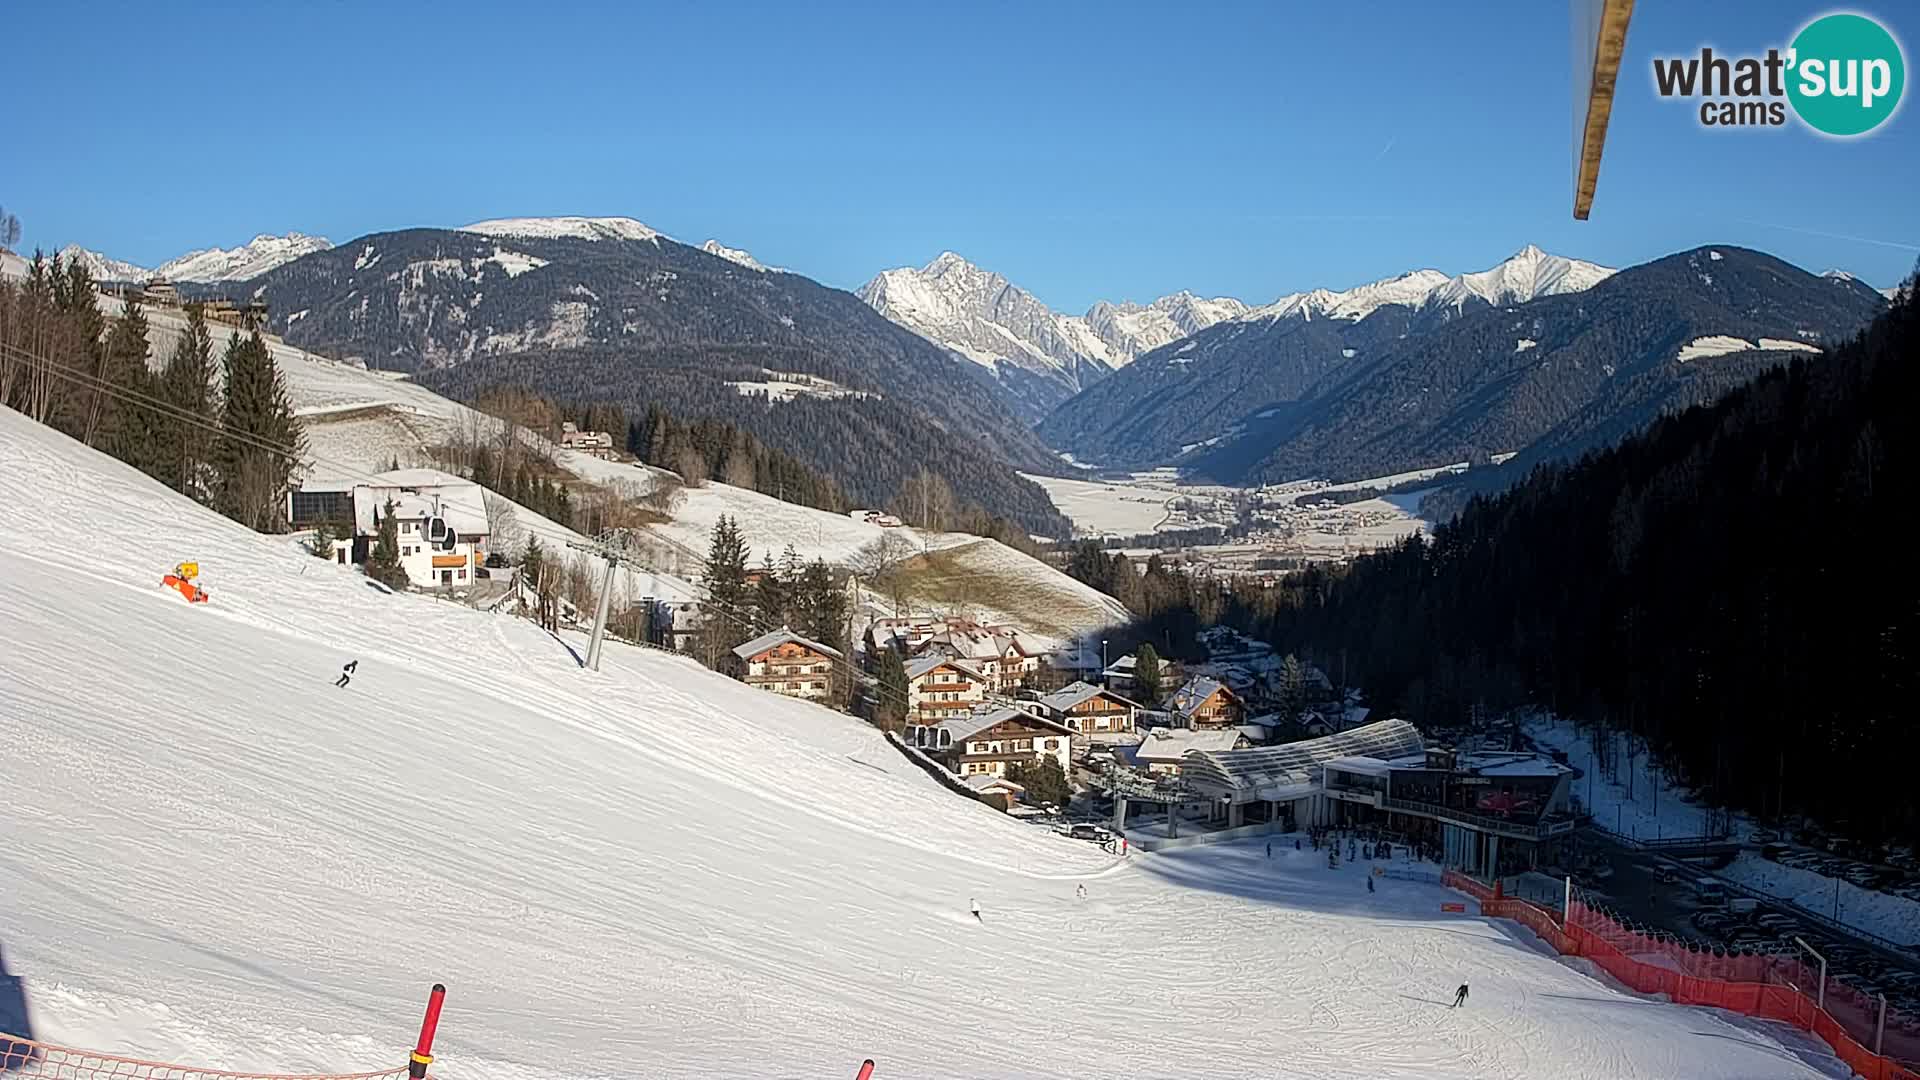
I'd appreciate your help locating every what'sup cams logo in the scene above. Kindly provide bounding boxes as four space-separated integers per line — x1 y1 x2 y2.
1652 11 1905 136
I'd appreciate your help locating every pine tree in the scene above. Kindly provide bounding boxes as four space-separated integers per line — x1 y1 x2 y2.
798 559 846 654
1006 756 1072 808
875 644 911 731
700 515 752 668
100 296 157 475
54 258 106 441
1278 653 1306 724
158 302 217 500
308 521 339 559
751 552 789 632
1134 643 1164 704
365 500 408 589
213 329 303 532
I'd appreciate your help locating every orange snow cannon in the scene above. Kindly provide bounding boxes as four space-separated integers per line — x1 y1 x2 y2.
162 562 209 603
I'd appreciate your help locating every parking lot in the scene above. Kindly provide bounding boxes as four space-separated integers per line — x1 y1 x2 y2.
1573 831 1920 1054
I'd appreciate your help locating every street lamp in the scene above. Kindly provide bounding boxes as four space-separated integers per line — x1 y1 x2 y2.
1102 638 1109 672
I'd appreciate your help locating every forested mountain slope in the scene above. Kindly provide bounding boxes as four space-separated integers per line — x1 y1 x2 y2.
1229 276 1916 837
229 224 1070 534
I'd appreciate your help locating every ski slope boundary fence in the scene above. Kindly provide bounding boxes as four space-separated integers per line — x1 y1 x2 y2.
0 1037 412 1080
0 985 449 1080
1443 871 1920 1080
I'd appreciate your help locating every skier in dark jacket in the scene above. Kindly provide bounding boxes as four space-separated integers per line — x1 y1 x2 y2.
1451 983 1469 1008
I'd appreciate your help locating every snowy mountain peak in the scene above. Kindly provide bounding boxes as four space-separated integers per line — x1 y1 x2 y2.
859 253 1250 419
155 232 333 282
700 239 780 273
459 216 665 245
925 250 977 275
1428 246 1614 310
55 245 151 283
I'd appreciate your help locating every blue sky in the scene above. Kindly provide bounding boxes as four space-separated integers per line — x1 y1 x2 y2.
8 0 1914 309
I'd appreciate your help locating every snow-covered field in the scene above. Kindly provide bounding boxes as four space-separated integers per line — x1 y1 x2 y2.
0 409 1853 1080
1018 472 1174 537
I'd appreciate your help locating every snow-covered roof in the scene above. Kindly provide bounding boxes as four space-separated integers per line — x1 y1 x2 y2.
963 774 1024 794
937 706 1073 745
1129 727 1244 764
732 627 845 662
1037 681 1140 713
1323 755 1393 777
905 655 986 682
1179 719 1426 799
1169 676 1234 720
352 470 489 537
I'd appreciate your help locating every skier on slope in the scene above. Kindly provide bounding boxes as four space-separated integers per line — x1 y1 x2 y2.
970 897 983 922
1367 874 1375 893
335 660 358 688
1451 983 1470 1008
1075 883 1087 901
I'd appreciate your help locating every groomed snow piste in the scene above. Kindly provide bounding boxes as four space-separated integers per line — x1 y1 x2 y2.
0 410 1852 1080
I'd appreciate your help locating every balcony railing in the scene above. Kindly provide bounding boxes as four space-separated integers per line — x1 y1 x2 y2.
1382 797 1574 841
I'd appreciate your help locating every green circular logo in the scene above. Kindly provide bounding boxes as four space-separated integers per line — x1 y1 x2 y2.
1787 13 1906 136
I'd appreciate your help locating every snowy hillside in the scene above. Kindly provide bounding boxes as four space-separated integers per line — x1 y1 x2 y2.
0 406 1848 1080
89 301 1117 639
645 478 1131 640
156 233 332 282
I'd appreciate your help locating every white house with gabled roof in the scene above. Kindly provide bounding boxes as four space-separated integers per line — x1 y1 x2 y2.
350 469 491 590
904 655 989 723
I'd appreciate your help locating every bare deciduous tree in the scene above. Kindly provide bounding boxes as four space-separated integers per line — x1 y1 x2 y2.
483 492 523 559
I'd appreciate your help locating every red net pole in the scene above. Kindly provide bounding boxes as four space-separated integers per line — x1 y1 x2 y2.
854 1060 875 1080
410 984 446 1079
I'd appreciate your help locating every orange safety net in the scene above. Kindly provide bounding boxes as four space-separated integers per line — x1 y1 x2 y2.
1440 869 1920 1080
0 1034 413 1080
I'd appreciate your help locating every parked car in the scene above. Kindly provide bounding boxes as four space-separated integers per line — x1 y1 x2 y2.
1065 823 1112 843
1692 912 1733 932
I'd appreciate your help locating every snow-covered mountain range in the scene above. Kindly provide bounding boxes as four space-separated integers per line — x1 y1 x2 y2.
858 246 1614 421
157 232 333 282
1242 246 1615 324
55 244 151 283
857 252 1246 420
53 233 334 283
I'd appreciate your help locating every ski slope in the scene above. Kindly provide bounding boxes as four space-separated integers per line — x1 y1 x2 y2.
0 409 1853 1080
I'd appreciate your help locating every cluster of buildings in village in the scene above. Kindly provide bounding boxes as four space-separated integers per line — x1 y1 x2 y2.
282 468 1574 878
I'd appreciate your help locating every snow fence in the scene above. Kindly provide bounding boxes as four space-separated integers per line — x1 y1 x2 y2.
0 1037 413 1080
1 985 447 1080
1444 870 1920 1080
